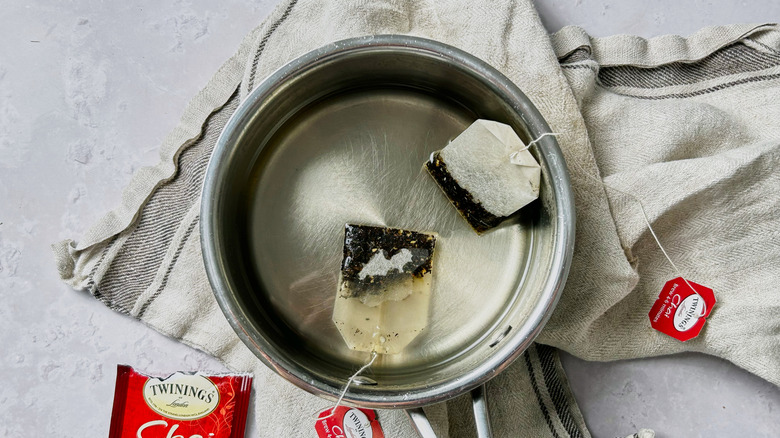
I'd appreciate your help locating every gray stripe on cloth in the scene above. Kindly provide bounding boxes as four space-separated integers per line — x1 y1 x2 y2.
137 215 200 318
537 345 586 438
86 235 118 306
524 348 563 438
605 72 780 100
96 92 240 314
598 42 780 89
560 64 597 72
247 0 299 91
745 37 780 55
559 48 593 65
86 235 116 290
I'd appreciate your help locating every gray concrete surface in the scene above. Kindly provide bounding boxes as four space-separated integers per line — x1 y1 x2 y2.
1 1 778 436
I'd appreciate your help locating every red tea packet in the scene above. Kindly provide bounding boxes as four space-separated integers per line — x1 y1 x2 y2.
109 365 252 438
316 406 385 438
648 277 716 342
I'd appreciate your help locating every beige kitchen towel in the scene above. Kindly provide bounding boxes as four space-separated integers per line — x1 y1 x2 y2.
53 0 595 437
540 23 780 386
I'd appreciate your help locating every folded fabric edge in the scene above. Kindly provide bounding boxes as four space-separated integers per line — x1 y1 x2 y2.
552 23 777 67
51 10 280 262
52 239 92 289
749 26 780 51
49 9 294 291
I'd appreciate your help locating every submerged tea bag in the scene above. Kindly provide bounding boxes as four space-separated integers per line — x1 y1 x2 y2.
425 119 541 233
333 224 436 354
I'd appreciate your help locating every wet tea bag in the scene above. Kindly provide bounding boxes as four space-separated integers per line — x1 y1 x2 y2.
333 224 436 354
425 119 541 233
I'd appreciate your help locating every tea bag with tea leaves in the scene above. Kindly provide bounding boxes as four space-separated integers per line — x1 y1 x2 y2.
425 119 541 233
333 224 436 354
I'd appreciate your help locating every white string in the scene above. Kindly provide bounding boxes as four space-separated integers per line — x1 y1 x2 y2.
584 171 703 297
317 351 378 420
524 132 703 296
509 132 561 163
525 132 562 149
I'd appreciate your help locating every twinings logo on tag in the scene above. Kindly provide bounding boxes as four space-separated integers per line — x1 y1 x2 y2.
315 406 384 438
142 373 220 420
649 277 716 342
342 409 372 438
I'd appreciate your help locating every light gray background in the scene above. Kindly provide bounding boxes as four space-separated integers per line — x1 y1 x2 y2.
1 1 778 436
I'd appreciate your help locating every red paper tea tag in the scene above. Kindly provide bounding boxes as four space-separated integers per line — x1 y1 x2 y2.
315 406 385 438
649 277 716 341
109 365 252 438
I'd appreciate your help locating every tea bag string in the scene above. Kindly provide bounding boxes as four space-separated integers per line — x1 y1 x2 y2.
530 132 703 297
509 132 561 163
318 351 378 420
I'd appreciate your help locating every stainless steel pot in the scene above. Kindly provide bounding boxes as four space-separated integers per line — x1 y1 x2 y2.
201 35 575 436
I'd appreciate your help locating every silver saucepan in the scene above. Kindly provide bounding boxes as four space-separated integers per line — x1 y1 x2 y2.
201 35 575 436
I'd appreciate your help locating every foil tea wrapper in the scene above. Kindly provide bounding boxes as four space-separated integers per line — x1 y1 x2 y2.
108 365 252 438
333 224 436 354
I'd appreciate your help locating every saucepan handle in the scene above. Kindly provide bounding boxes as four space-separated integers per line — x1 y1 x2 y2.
470 385 493 437
405 407 438 438
405 384 493 438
